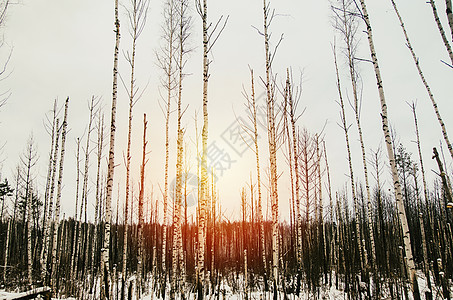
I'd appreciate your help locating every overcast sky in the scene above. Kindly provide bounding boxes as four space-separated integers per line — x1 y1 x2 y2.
0 0 451 222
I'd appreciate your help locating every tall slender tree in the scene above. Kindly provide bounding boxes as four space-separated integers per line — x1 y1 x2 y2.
428 0 453 67
101 0 121 297
136 114 148 299
172 0 191 297
260 0 281 294
194 0 226 297
357 1 420 297
332 42 365 277
41 119 60 282
390 0 453 163
50 97 69 293
121 0 148 297
156 0 177 286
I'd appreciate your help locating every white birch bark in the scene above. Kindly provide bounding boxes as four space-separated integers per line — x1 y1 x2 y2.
101 0 120 297
391 0 453 162
3 217 10 282
429 0 453 67
197 0 209 297
41 119 60 281
41 100 58 272
358 0 420 296
51 97 69 293
446 0 453 42
261 0 280 291
136 114 147 300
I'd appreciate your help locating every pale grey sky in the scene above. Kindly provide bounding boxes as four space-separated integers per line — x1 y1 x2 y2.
0 0 451 222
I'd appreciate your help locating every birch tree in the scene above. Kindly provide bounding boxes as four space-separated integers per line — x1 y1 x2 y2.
194 0 227 297
41 100 59 260
136 114 148 299
156 0 177 285
390 0 453 162
101 0 121 297
172 0 191 296
260 0 282 293
91 112 105 284
356 1 420 297
41 119 60 282
332 43 366 277
121 0 148 296
333 0 377 289
75 96 98 282
428 0 453 67
18 135 39 286
243 69 267 290
51 97 69 293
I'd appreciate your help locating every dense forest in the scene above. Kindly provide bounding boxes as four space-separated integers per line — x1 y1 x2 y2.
0 0 452 299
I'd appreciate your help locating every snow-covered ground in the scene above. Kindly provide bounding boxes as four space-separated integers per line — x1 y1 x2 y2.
0 271 451 300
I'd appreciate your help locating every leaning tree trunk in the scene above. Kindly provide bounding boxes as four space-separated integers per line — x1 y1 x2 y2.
429 0 453 67
446 0 453 42
101 0 120 298
391 0 453 163
358 1 420 298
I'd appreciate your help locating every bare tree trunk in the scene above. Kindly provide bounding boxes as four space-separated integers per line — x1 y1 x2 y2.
429 0 453 67
433 147 453 204
158 0 177 288
333 43 365 277
410 102 432 297
446 0 453 42
101 0 120 297
69 136 81 289
357 1 420 298
51 97 69 294
41 100 58 271
77 96 97 282
197 0 209 297
245 69 267 290
91 113 104 284
27 185 33 286
284 70 302 282
136 114 147 300
261 0 280 293
324 142 335 282
41 119 61 283
391 0 453 162
172 1 190 297
339 0 377 284
3 217 11 282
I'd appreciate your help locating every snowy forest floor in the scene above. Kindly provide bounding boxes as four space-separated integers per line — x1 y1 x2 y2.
1 270 451 300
